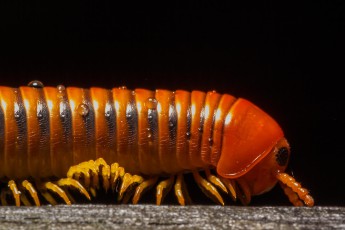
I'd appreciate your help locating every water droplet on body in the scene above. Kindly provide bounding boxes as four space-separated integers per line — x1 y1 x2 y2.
14 103 20 118
208 137 213 146
28 80 44 88
77 103 89 116
186 132 191 140
145 97 158 110
57 85 65 91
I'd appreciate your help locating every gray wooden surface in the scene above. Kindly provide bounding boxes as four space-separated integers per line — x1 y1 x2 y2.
0 205 344 230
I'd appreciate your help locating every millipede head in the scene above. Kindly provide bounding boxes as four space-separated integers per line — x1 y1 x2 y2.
233 138 292 197
212 99 314 206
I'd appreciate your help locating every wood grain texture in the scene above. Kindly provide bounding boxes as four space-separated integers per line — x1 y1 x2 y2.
0 205 343 230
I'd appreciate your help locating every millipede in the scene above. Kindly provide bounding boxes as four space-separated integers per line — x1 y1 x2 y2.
0 80 314 207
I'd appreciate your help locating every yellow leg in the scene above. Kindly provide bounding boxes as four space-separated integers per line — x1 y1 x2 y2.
174 173 191 206
110 162 125 192
67 163 92 188
118 173 143 201
236 179 251 205
205 169 228 194
64 190 77 204
79 160 100 189
20 193 31 206
101 164 111 192
64 158 146 204
156 176 174 205
40 190 58 206
42 182 71 205
220 178 237 201
193 171 224 205
132 177 158 204
56 178 91 201
8 180 20 207
22 180 40 206
94 158 111 192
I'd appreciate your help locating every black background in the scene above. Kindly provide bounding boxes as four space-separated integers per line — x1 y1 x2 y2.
0 1 344 206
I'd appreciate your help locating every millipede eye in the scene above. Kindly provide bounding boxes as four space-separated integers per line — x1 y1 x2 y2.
276 147 289 166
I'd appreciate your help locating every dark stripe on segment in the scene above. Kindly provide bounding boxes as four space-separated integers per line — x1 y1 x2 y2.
135 89 161 175
155 89 180 174
90 87 117 164
168 103 177 145
210 94 237 166
20 86 51 178
189 91 206 169
82 89 96 152
186 104 192 141
36 88 51 178
66 87 96 164
125 91 140 172
104 90 117 163
13 89 29 179
58 90 73 159
175 90 192 170
200 91 222 164
43 86 73 178
148 104 159 145
112 88 139 173
147 96 160 174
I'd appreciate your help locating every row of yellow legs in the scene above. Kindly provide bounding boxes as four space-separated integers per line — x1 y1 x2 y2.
0 158 314 206
0 158 241 206
66 158 239 206
1 178 90 206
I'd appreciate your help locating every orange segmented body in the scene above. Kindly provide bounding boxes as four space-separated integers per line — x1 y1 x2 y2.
0 80 314 207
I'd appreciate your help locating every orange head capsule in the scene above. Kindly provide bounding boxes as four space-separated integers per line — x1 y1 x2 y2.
216 98 314 206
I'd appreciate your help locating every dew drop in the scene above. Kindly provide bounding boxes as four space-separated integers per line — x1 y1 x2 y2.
147 128 153 140
105 103 112 117
119 86 127 90
198 127 203 133
169 122 174 127
57 85 65 91
144 97 158 110
105 111 111 117
14 103 20 118
186 132 191 140
77 103 89 116
28 80 44 88
60 111 66 118
14 111 20 118
208 137 213 146
56 85 66 99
